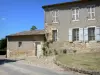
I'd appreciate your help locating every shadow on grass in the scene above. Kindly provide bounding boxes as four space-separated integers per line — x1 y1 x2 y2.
0 59 17 65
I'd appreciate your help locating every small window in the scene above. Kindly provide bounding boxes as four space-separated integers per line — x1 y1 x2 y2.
72 8 79 21
18 42 22 47
87 5 95 20
52 30 57 41
88 27 95 41
73 28 79 41
52 10 58 23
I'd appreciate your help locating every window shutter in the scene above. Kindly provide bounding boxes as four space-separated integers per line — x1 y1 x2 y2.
84 28 88 42
69 28 72 42
79 28 84 42
95 27 100 41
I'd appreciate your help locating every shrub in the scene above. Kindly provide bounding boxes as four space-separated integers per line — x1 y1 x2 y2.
63 49 67 54
42 47 46 56
54 49 58 55
42 41 52 56
73 50 77 53
0 38 7 50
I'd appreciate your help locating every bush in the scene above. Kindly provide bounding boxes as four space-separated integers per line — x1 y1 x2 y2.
54 49 58 55
42 41 54 56
73 50 77 53
63 49 67 54
42 47 46 56
0 38 7 50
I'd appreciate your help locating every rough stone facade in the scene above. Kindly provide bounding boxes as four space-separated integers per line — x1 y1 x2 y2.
45 23 57 41
7 35 45 59
7 50 34 59
49 41 100 53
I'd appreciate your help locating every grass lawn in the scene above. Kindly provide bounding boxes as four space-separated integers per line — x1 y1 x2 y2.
56 52 100 71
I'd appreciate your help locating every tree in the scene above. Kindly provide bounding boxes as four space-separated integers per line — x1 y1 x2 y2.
0 38 7 50
76 0 95 1
30 25 37 30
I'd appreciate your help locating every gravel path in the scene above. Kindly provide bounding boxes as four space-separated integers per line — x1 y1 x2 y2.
18 56 64 71
0 60 85 75
17 56 87 75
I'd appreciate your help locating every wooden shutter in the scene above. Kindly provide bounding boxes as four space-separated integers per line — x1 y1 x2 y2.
79 28 84 42
69 28 72 42
95 27 100 41
84 28 88 42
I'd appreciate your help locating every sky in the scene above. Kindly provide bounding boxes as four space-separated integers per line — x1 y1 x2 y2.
0 0 73 39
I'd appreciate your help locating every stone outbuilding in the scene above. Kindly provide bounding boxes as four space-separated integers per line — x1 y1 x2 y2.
6 30 45 58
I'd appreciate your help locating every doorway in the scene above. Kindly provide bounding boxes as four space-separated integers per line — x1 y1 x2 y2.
35 42 42 57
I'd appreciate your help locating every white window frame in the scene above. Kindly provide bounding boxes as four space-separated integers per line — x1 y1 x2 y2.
52 10 59 23
87 26 96 41
72 28 79 41
52 29 58 41
72 8 79 21
87 5 95 20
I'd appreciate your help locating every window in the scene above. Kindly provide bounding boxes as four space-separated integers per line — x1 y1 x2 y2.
18 42 22 47
72 8 79 21
88 27 95 41
88 5 95 20
52 10 58 23
73 28 79 41
52 30 57 41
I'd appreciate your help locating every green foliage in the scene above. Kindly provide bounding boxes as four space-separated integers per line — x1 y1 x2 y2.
73 50 77 53
42 41 53 56
0 38 7 50
42 46 47 56
63 49 67 54
54 49 58 55
30 25 37 30
75 0 95 1
42 42 49 56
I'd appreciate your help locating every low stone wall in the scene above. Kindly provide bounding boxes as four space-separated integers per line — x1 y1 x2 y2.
7 50 35 59
49 41 100 53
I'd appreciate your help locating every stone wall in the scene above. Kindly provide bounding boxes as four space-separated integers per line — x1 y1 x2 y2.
49 41 100 53
45 23 57 41
7 50 35 59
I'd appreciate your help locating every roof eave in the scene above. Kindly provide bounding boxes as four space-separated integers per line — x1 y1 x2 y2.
7 34 45 37
42 0 95 9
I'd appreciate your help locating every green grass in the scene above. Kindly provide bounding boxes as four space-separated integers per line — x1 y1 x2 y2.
56 52 100 71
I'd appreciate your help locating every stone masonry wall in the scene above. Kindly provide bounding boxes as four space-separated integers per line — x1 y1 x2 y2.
45 24 100 53
7 50 35 59
45 23 57 41
49 41 100 53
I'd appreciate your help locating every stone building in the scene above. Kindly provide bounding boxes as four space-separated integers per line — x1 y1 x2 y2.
7 0 100 58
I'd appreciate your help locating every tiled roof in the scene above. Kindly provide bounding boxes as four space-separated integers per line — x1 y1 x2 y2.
7 30 45 37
